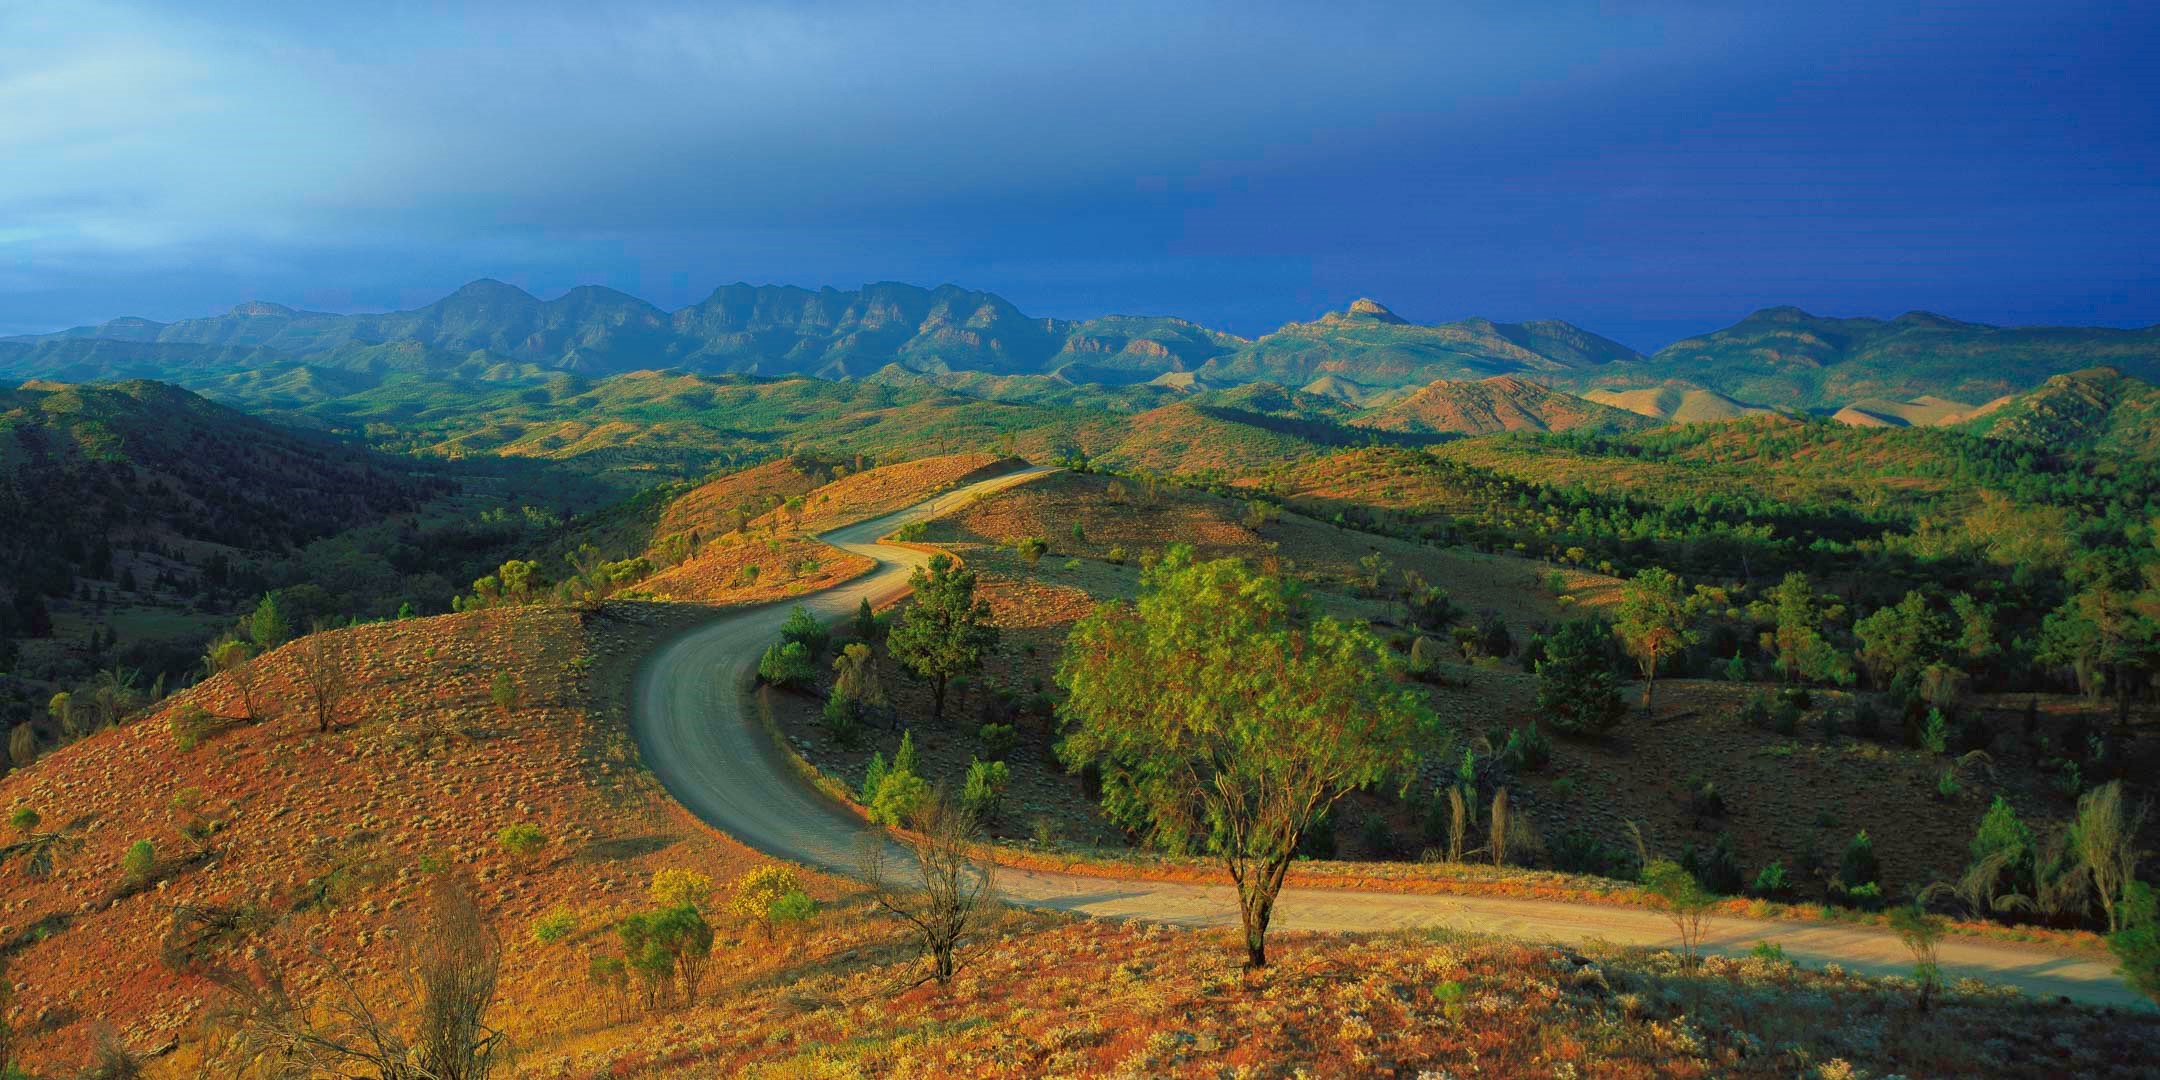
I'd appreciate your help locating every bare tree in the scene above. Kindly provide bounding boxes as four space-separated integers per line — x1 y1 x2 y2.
203 875 507 1079
860 794 996 986
292 623 351 735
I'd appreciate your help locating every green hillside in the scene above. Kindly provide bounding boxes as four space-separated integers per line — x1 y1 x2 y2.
1955 366 2160 459
1570 307 2160 409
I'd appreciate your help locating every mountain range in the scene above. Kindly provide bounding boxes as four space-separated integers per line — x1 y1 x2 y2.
5 280 2156 419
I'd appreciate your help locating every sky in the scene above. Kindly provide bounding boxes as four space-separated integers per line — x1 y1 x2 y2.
2 1 2155 350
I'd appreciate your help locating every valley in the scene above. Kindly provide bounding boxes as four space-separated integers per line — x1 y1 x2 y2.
2 284 2157 1078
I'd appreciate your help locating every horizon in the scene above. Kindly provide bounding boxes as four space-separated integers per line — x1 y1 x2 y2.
13 273 2160 358
5 2 2157 351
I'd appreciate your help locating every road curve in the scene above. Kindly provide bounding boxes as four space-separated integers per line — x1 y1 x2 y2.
630 466 2144 1009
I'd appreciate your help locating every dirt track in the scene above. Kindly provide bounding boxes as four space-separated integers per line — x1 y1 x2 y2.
631 465 2146 1010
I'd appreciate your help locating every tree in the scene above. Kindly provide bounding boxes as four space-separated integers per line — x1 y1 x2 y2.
860 794 996 985
1057 545 1427 967
1887 903 1947 1011
728 865 804 940
757 641 816 689
2110 881 2160 1006
1761 571 1853 686
204 874 506 1079
2039 583 2159 727
249 592 291 650
203 637 261 722
490 672 518 714
1642 858 1715 969
1962 795 2037 916
1536 618 1626 735
887 555 998 723
292 623 351 734
648 867 714 912
1614 567 1698 712
779 605 829 660
46 690 73 738
1854 590 1951 689
961 757 1010 820
829 642 889 732
2074 781 2147 933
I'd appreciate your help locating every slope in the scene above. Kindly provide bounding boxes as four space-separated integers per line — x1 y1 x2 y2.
1198 299 1641 390
1954 366 2160 459
1355 375 1657 436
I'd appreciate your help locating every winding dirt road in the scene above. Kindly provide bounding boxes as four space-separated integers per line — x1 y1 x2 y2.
631 466 2145 1009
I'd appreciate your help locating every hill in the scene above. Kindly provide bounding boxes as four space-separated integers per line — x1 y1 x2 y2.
0 380 445 649
1196 299 1640 389
1584 384 1779 424
1572 306 2160 409
1354 375 1656 436
1954 366 2160 459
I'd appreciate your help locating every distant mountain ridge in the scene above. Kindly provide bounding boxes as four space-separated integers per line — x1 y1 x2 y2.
7 284 2155 419
1354 375 1655 436
1563 305 2160 410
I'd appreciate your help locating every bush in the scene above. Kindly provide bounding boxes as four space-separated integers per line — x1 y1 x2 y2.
1537 619 1625 735
1681 832 1745 895
498 823 547 862
1751 861 1791 898
1852 697 1883 739
730 865 804 936
649 867 714 911
491 672 518 713
1687 780 1725 819
821 691 859 743
769 888 818 929
961 758 1010 820
531 909 577 944
977 722 1017 760
1920 708 1949 754
860 751 888 803
868 770 932 826
1498 722 1550 772
8 806 38 834
1739 693 1771 729
1358 812 1397 857
121 839 155 888
2110 881 2160 1006
1407 635 1442 680
1769 699 1802 736
757 641 817 689
779 606 829 659
1549 829 1632 878
1839 830 1881 893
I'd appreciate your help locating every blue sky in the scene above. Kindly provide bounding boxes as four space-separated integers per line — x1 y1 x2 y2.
3 1 2155 349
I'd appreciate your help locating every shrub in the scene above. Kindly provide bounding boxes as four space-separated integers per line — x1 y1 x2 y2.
1106 546 1127 565
1537 618 1625 735
1687 780 1725 819
868 770 932 826
1498 722 1550 772
121 839 155 888
1014 536 1050 568
1550 829 1631 878
1407 635 1442 680
977 722 1017 760
1681 831 1744 895
961 758 1010 820
821 692 859 743
853 598 882 642
757 641 817 689
1769 699 1802 736
490 672 518 713
730 865 804 937
860 752 888 803
779 606 829 659
649 867 714 912
1642 858 1715 967
1920 708 1949 754
1839 830 1881 893
1751 861 1791 898
768 888 817 929
1851 698 1883 739
497 823 547 862
531 909 577 944
1750 940 1789 963
8 807 38 834
1358 812 1397 857
2110 881 2160 1006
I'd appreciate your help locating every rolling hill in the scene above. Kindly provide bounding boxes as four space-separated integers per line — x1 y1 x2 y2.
1354 375 1656 436
1584 384 1779 424
1569 306 2160 410
1194 299 1641 389
0 380 445 643
1955 366 2160 459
